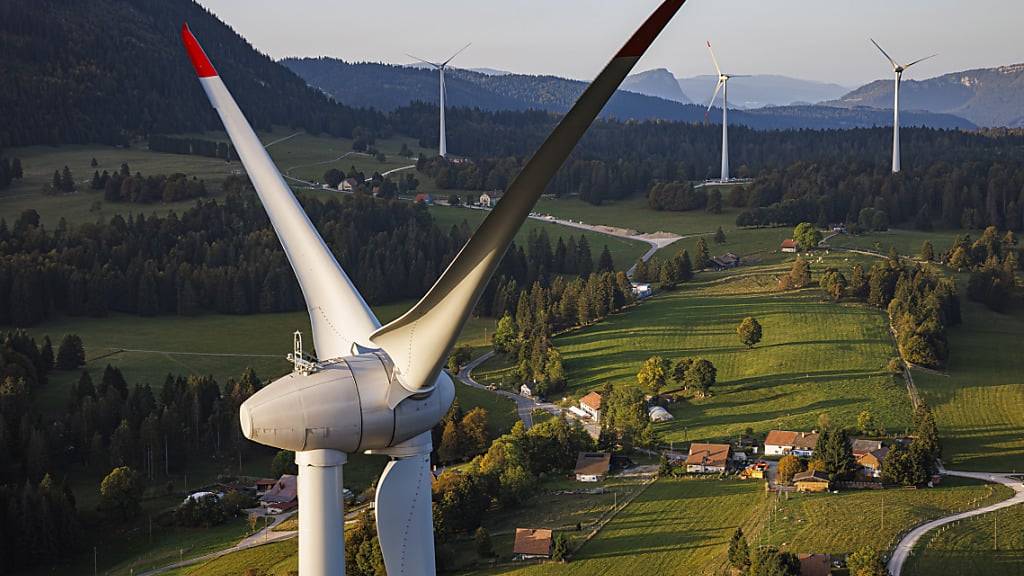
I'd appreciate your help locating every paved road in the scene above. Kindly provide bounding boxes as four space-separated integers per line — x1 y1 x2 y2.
458 352 563 429
887 469 1024 576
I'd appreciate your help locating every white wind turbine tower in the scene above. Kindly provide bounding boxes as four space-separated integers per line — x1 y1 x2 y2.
704 41 748 182
871 39 937 174
407 44 471 158
181 0 687 573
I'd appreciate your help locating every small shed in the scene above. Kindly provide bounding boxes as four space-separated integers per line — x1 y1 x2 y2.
781 239 798 253
793 470 831 493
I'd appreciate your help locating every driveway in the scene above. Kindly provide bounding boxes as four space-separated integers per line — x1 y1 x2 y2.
458 352 563 429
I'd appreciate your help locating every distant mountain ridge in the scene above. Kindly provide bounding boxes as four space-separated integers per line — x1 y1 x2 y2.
826 63 1024 127
283 58 974 131
677 74 851 108
622 68 691 103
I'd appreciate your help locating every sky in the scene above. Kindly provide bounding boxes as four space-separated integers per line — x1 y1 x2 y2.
197 0 1024 87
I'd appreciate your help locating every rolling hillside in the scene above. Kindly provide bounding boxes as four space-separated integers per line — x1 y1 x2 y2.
0 0 383 147
283 58 974 130
827 63 1024 127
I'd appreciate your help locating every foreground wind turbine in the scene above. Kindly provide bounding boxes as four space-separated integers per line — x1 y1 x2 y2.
704 41 748 182
871 39 937 174
181 0 687 574
407 44 471 158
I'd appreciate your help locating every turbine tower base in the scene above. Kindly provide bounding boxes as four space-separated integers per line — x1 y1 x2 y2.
296 449 347 576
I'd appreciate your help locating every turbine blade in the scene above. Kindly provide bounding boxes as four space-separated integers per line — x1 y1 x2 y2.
442 43 472 67
870 38 899 70
705 78 724 116
375 451 434 576
370 0 689 398
406 53 440 68
181 24 380 359
905 53 938 68
706 40 722 76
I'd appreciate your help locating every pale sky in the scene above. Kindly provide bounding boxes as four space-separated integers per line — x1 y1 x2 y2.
197 0 1024 87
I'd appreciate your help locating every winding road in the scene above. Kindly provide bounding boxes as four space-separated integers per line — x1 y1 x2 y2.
457 351 563 430
888 468 1024 575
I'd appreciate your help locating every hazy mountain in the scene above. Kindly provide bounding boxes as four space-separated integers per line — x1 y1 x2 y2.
826 63 1024 127
622 68 691 103
284 58 973 130
678 74 851 108
0 0 382 147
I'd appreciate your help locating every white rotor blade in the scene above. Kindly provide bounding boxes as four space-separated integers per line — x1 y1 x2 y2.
706 40 722 76
406 53 441 68
905 53 938 69
442 43 472 67
182 24 380 360
375 453 434 576
705 78 724 115
370 0 690 399
870 38 899 70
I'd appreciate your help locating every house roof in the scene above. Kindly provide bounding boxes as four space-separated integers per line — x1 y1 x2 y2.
851 439 883 456
781 239 798 249
685 443 731 467
857 447 889 467
765 430 819 449
513 528 552 557
798 553 832 576
575 452 612 476
580 391 602 411
268 499 298 513
261 474 298 503
793 470 830 483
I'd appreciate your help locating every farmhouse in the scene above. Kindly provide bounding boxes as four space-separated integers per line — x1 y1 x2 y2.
479 191 503 208
710 252 741 270
579 391 602 422
797 553 833 576
793 470 830 492
574 452 612 482
781 239 798 253
520 383 536 398
851 438 883 457
513 528 553 560
266 499 298 515
764 430 819 458
254 478 278 494
259 474 298 508
685 443 731 473
339 178 359 192
856 447 889 478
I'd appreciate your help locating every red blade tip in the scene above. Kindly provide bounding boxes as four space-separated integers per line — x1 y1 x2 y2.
181 23 218 78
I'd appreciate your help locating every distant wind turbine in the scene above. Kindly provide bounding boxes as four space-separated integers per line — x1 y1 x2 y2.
871 39 937 174
407 44 471 158
705 41 748 182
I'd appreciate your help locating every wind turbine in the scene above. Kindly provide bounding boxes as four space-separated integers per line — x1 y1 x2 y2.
180 0 687 573
871 39 937 174
704 41 748 183
407 44 471 158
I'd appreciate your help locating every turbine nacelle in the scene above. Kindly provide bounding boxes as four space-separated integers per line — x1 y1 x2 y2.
240 352 455 453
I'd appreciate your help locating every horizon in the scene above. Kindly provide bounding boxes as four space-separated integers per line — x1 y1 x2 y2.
197 0 1024 87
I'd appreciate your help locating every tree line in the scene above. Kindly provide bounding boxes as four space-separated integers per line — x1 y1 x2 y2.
148 135 239 161
91 162 210 204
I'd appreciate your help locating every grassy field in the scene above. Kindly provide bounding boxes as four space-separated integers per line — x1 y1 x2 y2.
757 477 1011 556
828 227 963 258
164 539 299 576
911 297 1024 472
905 502 1024 576
476 255 912 443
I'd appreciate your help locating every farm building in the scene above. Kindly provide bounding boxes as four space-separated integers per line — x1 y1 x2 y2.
266 499 298 515
479 191 503 208
259 474 298 508
414 193 434 205
856 447 889 478
631 283 653 299
793 470 831 492
797 553 833 576
851 438 883 457
647 405 674 422
781 239 798 253
513 528 553 560
580 391 602 422
520 383 535 398
685 443 731 473
254 478 278 494
339 178 359 192
710 252 741 270
574 452 612 482
764 430 819 458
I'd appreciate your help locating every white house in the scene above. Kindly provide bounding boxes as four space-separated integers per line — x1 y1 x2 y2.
764 430 819 458
520 383 535 398
685 443 731 473
479 191 503 208
579 391 602 422
631 283 653 299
